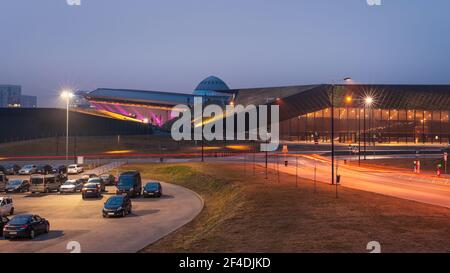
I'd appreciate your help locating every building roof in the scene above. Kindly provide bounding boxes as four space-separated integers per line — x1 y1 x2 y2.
232 84 450 121
194 76 230 91
86 88 195 107
85 81 450 123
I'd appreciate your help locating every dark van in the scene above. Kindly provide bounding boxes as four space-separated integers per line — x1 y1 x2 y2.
116 171 142 198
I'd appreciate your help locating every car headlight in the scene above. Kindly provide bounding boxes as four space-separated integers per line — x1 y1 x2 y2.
129 188 134 191
117 206 122 211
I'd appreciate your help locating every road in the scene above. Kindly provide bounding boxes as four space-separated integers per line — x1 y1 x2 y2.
0 165 203 253
226 154 450 209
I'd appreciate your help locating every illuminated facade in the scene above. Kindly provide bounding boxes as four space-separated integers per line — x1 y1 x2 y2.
273 85 450 144
84 78 450 144
282 107 450 144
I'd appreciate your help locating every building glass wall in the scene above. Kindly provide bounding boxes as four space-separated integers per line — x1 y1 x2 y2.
281 107 450 144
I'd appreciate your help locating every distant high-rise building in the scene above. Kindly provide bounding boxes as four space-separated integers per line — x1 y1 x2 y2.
0 85 21 107
20 95 37 108
0 85 37 108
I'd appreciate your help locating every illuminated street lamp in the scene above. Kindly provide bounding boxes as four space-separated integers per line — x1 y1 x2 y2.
61 90 74 161
345 96 353 104
364 96 374 107
363 96 374 160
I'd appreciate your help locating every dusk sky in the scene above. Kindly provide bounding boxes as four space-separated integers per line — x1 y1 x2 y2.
1 0 450 107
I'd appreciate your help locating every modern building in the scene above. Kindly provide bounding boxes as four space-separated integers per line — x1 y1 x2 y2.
20 95 37 108
0 85 37 108
85 76 231 126
83 76 450 144
0 85 21 107
70 90 92 109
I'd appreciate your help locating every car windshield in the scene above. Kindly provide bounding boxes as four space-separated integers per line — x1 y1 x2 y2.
145 183 159 190
84 184 97 189
105 197 123 206
88 178 102 184
63 181 76 186
31 178 43 184
9 216 31 225
68 165 77 168
8 180 22 186
23 165 33 169
118 176 135 187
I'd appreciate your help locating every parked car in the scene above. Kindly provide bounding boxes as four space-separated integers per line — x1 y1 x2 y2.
3 214 49 240
79 176 89 185
29 174 62 194
88 177 106 192
116 171 142 198
82 173 98 179
53 165 67 176
0 197 14 216
143 182 163 198
100 173 115 186
19 165 37 175
59 179 83 194
36 165 53 175
81 183 101 199
3 164 21 175
102 195 132 218
0 165 5 174
0 174 8 192
0 216 9 237
67 164 84 174
5 179 30 193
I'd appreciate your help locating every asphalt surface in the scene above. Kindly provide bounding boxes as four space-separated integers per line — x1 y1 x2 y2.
0 165 203 253
232 154 450 209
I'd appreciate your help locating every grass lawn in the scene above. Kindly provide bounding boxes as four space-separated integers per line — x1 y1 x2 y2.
0 135 255 157
121 162 450 253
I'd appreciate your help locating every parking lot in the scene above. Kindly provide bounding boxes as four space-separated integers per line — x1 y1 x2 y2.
0 167 203 253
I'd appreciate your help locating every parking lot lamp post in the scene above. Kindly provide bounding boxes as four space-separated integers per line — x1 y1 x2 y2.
61 90 74 161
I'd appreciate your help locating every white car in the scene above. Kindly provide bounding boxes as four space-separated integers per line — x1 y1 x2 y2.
59 179 83 193
67 164 84 174
18 165 37 175
0 197 14 216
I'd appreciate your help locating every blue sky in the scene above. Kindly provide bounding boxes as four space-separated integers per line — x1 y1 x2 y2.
1 0 450 106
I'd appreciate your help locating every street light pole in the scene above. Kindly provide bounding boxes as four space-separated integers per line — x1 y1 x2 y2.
358 108 361 165
331 85 335 186
330 77 352 187
362 96 374 160
61 90 74 162
363 106 366 160
66 97 69 161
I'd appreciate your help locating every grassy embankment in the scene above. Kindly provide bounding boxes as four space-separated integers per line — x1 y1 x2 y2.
119 162 450 253
0 135 254 157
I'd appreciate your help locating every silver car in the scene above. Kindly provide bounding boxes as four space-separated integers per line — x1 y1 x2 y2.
19 165 37 175
0 197 14 216
59 179 83 194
